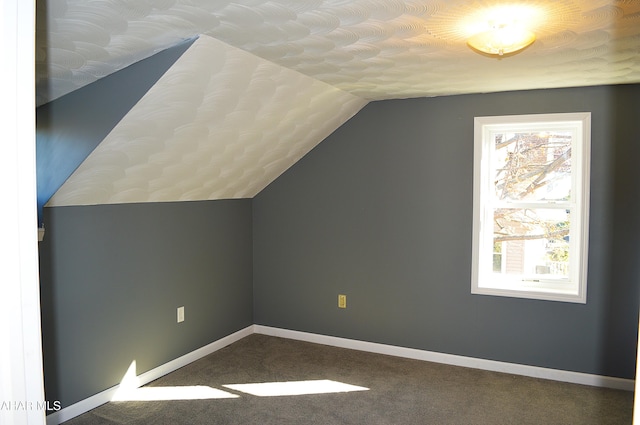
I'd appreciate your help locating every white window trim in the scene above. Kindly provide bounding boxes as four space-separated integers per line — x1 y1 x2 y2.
471 113 591 303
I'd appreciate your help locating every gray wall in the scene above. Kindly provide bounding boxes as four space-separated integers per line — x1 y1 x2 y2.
39 200 253 408
253 85 640 379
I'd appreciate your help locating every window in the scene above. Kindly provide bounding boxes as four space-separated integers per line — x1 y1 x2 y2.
472 113 591 303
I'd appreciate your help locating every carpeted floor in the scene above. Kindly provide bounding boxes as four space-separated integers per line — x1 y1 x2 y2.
62 334 633 424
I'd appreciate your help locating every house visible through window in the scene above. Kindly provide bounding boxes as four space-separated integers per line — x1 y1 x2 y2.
472 113 591 303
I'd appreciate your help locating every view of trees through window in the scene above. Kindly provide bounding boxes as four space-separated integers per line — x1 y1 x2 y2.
491 130 573 279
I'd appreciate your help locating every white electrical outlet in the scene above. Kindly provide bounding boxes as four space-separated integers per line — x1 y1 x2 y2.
177 306 185 323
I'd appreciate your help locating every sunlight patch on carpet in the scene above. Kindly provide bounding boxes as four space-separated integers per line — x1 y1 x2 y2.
223 380 369 397
112 385 239 401
112 360 368 401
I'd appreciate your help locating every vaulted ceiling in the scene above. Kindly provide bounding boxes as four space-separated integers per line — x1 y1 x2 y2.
37 0 640 208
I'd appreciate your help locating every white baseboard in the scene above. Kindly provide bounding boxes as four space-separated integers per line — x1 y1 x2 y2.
47 324 634 425
46 326 253 425
253 325 635 392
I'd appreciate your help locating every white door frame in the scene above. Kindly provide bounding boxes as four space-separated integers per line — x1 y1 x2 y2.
1 0 46 423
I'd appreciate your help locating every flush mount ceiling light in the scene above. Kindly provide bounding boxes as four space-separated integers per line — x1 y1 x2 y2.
425 3 551 58
467 21 536 56
463 4 540 57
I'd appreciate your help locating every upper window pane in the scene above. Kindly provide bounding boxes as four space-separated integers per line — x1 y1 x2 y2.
491 130 572 202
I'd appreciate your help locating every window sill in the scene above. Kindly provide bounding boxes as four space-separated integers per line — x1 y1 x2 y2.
472 285 586 303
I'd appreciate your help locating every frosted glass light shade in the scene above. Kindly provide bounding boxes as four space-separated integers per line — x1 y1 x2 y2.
468 25 536 56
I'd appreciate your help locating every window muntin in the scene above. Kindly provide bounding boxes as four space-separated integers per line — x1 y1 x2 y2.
472 113 590 303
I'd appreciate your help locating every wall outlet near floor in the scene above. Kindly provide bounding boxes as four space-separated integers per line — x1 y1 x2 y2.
338 294 347 309
177 306 185 323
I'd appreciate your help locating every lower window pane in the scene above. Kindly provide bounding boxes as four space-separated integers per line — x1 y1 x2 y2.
492 208 570 279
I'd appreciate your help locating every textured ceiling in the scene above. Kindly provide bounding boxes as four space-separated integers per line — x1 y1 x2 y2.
47 35 367 206
36 0 640 105
38 0 640 207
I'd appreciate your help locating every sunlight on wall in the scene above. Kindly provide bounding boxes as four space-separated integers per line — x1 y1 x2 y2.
116 360 140 391
224 380 369 397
